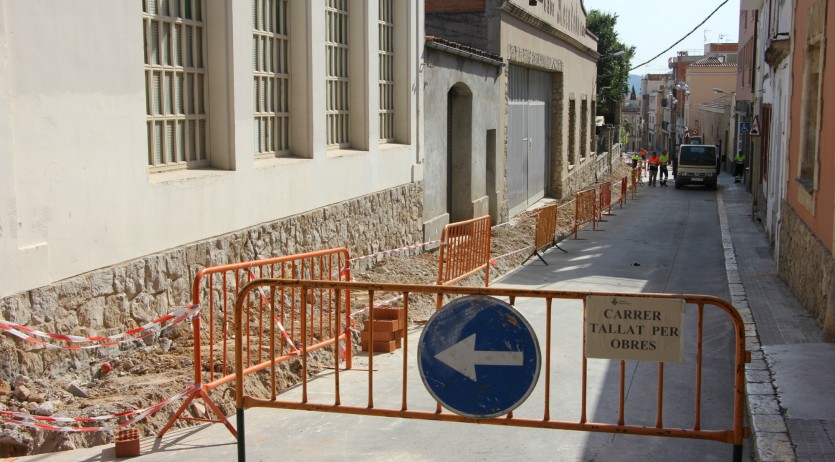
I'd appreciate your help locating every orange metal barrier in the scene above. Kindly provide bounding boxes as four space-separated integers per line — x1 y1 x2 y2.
598 182 612 219
631 168 638 199
159 248 352 438
620 176 628 208
233 279 750 462
573 188 597 239
435 216 491 308
527 204 559 265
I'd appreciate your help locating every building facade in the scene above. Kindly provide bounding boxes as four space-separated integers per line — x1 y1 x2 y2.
0 2 425 346
426 0 599 217
779 0 835 340
697 93 733 160
640 73 665 152
759 0 794 251
422 37 503 241
621 99 641 153
684 56 737 145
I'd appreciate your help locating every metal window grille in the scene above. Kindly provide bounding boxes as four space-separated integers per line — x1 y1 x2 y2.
143 0 208 170
580 100 588 156
568 100 576 163
253 0 290 157
589 100 596 153
378 0 394 142
326 0 349 147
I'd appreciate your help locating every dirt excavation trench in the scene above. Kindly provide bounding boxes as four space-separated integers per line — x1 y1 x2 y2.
0 165 630 457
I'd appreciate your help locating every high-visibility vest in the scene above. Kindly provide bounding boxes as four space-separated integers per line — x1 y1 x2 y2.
648 156 661 167
660 154 669 164
734 153 745 164
632 154 640 161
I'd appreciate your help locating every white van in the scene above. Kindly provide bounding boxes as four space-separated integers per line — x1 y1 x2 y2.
675 145 718 190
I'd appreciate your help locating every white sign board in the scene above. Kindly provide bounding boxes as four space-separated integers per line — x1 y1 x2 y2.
586 295 685 362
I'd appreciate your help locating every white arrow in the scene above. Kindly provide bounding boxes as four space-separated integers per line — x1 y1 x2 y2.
435 334 524 382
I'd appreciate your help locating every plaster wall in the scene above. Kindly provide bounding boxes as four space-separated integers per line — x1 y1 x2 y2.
684 66 737 136
761 0 794 251
422 47 501 241
497 0 597 204
698 106 728 149
785 0 834 253
778 0 835 340
0 1 424 297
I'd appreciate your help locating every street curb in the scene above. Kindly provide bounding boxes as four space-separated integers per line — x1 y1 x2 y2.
716 189 797 462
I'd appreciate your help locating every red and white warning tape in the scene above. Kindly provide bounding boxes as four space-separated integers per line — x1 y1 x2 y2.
350 239 443 264
246 269 301 355
0 304 200 350
489 245 537 266
0 383 201 433
345 221 521 268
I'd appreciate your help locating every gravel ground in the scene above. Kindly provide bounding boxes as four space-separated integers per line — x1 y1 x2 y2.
0 164 631 457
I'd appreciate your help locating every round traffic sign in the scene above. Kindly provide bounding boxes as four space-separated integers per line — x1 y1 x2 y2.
418 295 541 419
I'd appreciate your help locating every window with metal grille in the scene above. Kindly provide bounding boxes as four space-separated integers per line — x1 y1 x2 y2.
378 0 394 142
326 0 349 147
580 100 588 156
253 0 290 157
568 99 576 164
797 0 825 193
143 0 208 170
589 100 596 153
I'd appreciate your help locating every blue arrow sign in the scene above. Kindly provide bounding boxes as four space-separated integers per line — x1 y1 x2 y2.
418 295 541 419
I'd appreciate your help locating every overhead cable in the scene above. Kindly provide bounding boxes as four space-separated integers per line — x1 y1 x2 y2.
630 0 730 71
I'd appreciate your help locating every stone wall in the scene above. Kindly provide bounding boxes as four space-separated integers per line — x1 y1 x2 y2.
557 150 619 199
778 203 835 340
0 183 424 380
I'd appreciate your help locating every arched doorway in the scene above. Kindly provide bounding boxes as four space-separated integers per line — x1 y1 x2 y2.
447 83 473 223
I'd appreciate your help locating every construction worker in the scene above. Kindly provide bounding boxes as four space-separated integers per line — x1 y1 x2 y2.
631 152 640 169
734 150 745 183
659 151 670 186
647 151 661 186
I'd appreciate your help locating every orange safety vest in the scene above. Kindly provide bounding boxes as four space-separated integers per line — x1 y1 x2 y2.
648 156 661 167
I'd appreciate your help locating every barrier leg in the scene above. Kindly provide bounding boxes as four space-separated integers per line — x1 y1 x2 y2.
523 250 549 265
159 388 237 439
158 389 199 437
237 408 246 462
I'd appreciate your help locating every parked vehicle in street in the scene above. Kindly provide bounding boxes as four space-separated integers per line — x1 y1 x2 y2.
675 145 719 190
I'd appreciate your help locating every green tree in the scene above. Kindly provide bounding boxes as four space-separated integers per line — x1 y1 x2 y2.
586 10 635 124
630 86 637 100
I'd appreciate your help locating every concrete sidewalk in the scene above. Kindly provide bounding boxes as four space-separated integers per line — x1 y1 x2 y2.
718 174 835 462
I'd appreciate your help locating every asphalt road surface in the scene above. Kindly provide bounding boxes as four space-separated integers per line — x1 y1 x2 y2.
27 177 748 462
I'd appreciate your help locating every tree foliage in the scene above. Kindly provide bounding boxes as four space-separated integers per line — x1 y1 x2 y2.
586 10 635 123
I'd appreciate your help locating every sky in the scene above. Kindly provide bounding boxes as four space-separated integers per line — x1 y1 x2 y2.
582 0 741 75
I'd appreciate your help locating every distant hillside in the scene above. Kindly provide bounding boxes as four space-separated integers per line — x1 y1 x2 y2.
626 74 642 99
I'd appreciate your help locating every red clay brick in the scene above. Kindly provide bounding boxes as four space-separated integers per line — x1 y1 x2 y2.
371 307 403 322
361 329 398 342
115 428 141 457
363 319 400 332
361 340 397 353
